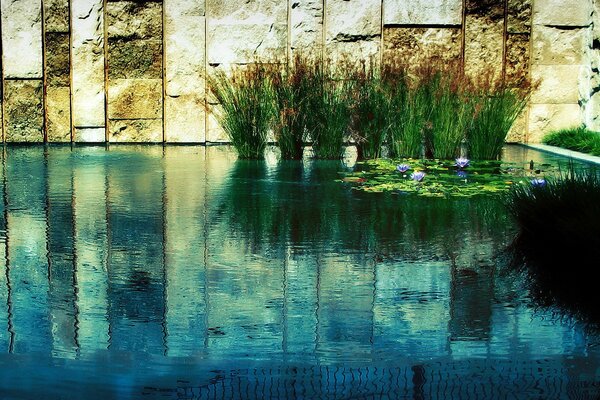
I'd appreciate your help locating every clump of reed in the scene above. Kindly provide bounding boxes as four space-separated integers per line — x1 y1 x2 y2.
506 165 600 324
207 64 275 159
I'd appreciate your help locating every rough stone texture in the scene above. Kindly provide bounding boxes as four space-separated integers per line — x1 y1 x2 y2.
207 104 228 142
44 0 70 33
505 33 531 82
383 0 463 25
464 0 505 79
506 109 529 142
532 26 586 65
108 39 163 79
383 27 462 66
108 119 163 142
72 0 105 128
108 79 163 120
3 80 44 143
533 0 592 27
531 65 582 104
107 1 162 39
291 0 323 52
326 0 381 63
207 0 287 63
45 33 71 87
46 87 72 142
586 92 600 130
1 0 43 78
165 96 205 142
528 104 582 142
74 127 106 143
165 3 206 142
507 0 531 34
166 0 205 16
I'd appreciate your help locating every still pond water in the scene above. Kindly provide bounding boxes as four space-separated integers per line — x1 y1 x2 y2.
0 145 599 399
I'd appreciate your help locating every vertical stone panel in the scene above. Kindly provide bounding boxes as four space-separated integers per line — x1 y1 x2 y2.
290 0 323 54
464 0 505 79
3 80 44 143
71 0 106 142
107 0 164 142
1 0 43 78
533 0 592 27
206 0 287 64
325 0 381 63
164 0 206 142
383 27 462 67
45 28 72 142
507 0 531 34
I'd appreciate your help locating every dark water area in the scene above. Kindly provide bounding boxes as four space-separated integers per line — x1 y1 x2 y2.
0 145 599 399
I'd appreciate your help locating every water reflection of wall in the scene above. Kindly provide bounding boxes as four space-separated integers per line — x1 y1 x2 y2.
0 147 593 362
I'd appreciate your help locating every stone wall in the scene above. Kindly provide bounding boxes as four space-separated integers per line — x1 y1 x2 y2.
0 0 597 143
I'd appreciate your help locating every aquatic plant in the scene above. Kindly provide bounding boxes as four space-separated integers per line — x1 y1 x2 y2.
411 171 426 182
455 157 470 169
396 164 410 173
506 165 600 324
542 126 600 156
208 64 276 159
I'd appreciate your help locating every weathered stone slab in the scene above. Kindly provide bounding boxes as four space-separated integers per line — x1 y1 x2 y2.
531 65 581 104
44 0 70 33
585 91 600 131
464 1 505 79
108 79 163 120
532 26 586 65
291 0 323 52
46 87 72 142
383 0 463 25
383 27 462 66
505 33 531 82
1 0 43 78
45 33 71 87
72 0 105 128
3 80 44 142
165 96 205 143
506 108 529 142
533 0 592 27
507 0 531 33
207 104 228 142
108 39 163 79
107 1 162 40
207 0 287 63
166 0 204 16
528 104 582 142
74 127 105 143
108 119 163 142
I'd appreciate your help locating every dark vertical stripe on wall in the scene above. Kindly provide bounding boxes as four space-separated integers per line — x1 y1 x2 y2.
461 0 467 65
0 7 4 143
161 1 166 143
322 0 327 61
68 0 74 142
379 0 384 68
502 0 509 81
204 2 209 143
102 0 109 143
41 0 48 142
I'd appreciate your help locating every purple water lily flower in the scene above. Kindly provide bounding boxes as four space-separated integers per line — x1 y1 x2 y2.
531 178 546 187
411 171 426 182
454 157 470 169
457 170 468 179
396 164 410 173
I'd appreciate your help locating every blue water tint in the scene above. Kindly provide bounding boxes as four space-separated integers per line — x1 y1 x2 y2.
0 145 599 399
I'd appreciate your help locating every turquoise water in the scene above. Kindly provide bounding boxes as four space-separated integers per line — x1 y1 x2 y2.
0 145 599 399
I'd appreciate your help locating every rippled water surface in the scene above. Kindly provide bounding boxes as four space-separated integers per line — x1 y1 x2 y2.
0 145 599 399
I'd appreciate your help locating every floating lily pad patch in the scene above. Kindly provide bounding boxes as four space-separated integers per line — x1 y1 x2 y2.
340 158 557 198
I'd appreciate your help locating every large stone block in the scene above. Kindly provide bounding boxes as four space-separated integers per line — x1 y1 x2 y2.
3 80 44 143
207 104 228 142
532 26 586 65
165 96 206 142
108 39 163 79
533 0 592 27
505 33 531 82
107 1 162 40
290 0 323 52
45 33 71 87
165 0 205 16
507 0 531 33
383 0 463 25
74 127 106 143
531 65 582 104
44 0 70 33
165 15 205 95
46 87 72 142
464 4 505 79
506 108 529 143
108 119 163 143
383 27 462 66
528 104 582 142
207 0 287 63
108 79 163 120
72 0 105 128
1 0 43 78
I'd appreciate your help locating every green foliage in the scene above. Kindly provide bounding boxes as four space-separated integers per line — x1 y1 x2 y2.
542 126 600 156
342 158 557 198
207 64 276 159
